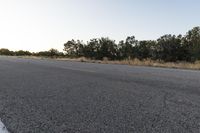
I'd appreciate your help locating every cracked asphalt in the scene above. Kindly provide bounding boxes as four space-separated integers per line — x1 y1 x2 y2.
0 56 200 133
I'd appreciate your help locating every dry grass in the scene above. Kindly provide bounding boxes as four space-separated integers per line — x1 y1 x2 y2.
62 57 200 70
15 56 200 70
57 57 200 70
105 59 200 70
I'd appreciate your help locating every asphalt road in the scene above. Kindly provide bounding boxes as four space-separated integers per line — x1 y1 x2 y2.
0 56 200 133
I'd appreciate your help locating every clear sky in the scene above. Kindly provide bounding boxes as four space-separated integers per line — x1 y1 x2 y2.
0 0 199 52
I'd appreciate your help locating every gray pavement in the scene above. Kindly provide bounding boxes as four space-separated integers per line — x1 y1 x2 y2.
0 56 200 133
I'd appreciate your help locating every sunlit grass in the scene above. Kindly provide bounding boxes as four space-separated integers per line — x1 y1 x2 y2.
67 57 200 70
15 56 200 70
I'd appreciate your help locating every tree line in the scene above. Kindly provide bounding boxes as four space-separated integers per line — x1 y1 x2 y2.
0 48 64 57
63 26 200 62
0 26 200 62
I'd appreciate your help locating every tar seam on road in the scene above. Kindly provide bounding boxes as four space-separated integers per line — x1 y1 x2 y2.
60 66 96 73
0 119 9 133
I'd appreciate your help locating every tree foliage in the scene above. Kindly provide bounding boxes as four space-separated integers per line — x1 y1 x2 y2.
15 50 32 56
0 26 200 62
34 49 64 57
0 49 14 56
63 26 200 62
185 27 200 61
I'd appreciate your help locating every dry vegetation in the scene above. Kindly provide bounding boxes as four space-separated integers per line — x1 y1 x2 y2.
56 57 200 70
12 55 200 70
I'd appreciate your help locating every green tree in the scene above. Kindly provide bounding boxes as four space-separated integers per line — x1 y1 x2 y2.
156 34 185 62
118 36 137 59
15 50 32 56
134 40 156 60
49 48 60 57
64 40 84 57
83 39 99 59
98 37 118 60
185 26 200 61
0 48 14 56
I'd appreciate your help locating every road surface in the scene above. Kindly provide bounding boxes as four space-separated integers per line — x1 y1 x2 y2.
0 56 200 133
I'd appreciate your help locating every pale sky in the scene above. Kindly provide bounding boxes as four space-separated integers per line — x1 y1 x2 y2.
0 0 200 52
